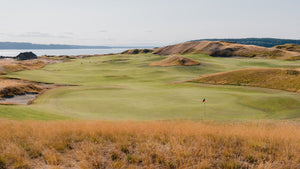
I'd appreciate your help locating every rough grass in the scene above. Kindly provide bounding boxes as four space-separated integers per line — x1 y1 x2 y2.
4 54 300 120
149 55 200 67
0 120 299 168
2 60 46 73
275 44 300 53
192 68 300 92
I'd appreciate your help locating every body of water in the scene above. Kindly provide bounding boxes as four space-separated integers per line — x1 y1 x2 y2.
0 48 137 57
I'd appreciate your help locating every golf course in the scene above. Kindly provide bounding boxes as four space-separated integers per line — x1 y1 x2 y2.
1 0 300 167
2 53 300 121
0 49 300 168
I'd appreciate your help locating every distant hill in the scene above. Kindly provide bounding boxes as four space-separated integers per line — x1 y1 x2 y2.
190 38 300 47
0 42 111 49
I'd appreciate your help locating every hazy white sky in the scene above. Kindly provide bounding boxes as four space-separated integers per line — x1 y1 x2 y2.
0 0 299 46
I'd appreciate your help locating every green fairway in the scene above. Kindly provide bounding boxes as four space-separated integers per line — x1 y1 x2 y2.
4 54 300 120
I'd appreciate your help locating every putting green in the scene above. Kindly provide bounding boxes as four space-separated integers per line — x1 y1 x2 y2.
4 54 300 120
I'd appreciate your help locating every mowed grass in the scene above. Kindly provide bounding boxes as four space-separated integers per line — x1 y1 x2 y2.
4 54 300 120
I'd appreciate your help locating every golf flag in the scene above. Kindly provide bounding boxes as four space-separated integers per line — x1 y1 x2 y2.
202 98 206 103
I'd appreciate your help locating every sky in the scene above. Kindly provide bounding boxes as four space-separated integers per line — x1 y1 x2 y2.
0 0 299 46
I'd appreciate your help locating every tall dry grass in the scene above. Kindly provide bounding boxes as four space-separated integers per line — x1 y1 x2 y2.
0 120 299 168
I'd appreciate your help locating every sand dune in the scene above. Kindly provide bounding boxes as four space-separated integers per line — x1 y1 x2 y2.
153 41 300 59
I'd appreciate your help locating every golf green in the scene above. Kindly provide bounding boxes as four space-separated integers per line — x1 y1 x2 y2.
4 54 300 120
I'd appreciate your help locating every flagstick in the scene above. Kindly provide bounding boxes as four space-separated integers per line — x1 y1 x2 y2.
204 102 206 119
202 98 206 120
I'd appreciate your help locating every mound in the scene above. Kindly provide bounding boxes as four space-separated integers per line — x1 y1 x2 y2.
121 49 153 54
153 41 299 59
0 79 44 98
274 44 300 53
0 59 48 73
149 55 200 67
0 84 42 98
190 68 300 92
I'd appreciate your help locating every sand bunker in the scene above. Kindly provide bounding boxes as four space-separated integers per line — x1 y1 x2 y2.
149 55 200 67
0 94 38 105
0 78 57 105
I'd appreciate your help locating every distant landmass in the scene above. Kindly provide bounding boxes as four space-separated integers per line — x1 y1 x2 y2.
190 38 300 47
0 42 150 49
0 42 112 49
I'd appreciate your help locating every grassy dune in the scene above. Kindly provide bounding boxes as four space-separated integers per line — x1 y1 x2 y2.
3 54 300 120
192 68 300 92
0 120 299 169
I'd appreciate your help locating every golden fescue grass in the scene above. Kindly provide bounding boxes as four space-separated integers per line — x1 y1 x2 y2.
192 68 300 93
0 120 299 168
275 44 300 53
2 60 46 72
0 79 21 88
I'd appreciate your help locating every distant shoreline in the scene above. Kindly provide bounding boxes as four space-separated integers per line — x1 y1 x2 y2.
0 48 147 57
0 42 154 50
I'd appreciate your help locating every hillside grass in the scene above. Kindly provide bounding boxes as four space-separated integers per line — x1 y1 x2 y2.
275 44 300 53
192 68 300 92
0 120 299 168
3 54 300 120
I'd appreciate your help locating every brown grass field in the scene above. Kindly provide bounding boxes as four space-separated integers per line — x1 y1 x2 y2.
0 120 299 169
